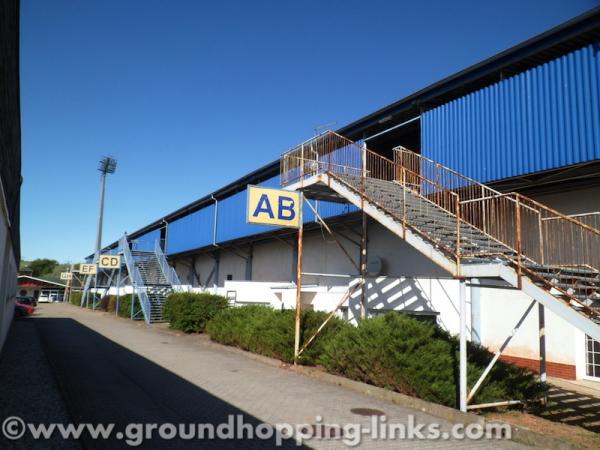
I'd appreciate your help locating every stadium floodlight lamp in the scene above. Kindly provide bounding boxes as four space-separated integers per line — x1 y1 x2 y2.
98 156 117 174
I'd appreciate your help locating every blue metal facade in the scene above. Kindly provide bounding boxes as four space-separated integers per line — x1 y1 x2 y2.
133 228 161 251
167 204 215 255
165 174 356 255
422 43 600 182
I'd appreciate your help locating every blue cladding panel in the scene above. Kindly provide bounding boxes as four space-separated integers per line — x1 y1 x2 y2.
167 204 215 255
134 229 160 251
422 44 600 182
166 174 357 254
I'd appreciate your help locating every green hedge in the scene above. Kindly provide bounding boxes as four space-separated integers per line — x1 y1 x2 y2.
69 290 140 318
111 294 139 318
69 291 82 306
318 312 543 408
163 292 229 333
206 305 350 366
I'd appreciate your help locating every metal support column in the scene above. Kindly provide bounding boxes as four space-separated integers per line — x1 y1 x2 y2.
359 142 368 320
93 265 98 310
245 244 253 281
213 251 220 294
360 212 368 320
459 279 467 412
115 260 122 316
539 303 548 402
293 215 304 365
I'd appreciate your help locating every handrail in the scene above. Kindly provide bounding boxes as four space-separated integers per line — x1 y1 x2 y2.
154 240 181 287
120 235 151 323
392 147 600 270
395 146 504 196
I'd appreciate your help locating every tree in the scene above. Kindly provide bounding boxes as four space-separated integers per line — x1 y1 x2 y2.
27 259 59 277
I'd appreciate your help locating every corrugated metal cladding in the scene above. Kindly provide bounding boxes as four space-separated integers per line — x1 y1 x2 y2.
167 204 215 254
422 43 600 183
166 174 356 255
132 228 161 251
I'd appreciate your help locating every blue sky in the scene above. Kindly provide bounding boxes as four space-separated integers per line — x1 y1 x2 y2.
20 0 599 262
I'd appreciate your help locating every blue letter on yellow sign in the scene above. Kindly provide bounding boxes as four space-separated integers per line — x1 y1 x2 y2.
277 196 295 220
253 194 274 219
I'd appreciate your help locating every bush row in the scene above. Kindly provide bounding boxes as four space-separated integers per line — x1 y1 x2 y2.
163 292 228 332
69 291 139 318
205 305 348 365
318 312 543 407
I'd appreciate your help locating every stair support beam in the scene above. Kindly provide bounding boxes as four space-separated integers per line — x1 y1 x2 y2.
115 260 122 316
360 211 368 321
459 279 467 412
467 299 536 404
293 207 304 365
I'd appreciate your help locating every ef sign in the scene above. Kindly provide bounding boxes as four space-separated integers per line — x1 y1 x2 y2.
99 254 121 269
80 264 97 275
247 185 301 228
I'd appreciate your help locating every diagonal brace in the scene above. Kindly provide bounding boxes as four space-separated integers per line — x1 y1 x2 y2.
298 282 361 357
304 200 360 272
467 299 536 403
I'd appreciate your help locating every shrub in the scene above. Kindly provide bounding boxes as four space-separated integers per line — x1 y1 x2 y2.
164 292 229 333
114 294 139 318
69 291 82 306
206 305 350 365
318 312 543 407
99 295 112 311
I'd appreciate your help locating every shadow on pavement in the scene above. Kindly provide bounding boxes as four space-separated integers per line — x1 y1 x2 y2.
537 386 600 433
2 316 310 449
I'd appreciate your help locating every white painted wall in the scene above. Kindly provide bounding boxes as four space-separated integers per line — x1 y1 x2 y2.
478 286 576 365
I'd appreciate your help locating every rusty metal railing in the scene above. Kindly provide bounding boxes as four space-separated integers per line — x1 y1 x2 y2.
280 132 364 186
394 147 600 272
280 131 600 287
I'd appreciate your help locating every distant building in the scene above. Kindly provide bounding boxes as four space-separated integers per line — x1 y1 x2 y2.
17 276 66 303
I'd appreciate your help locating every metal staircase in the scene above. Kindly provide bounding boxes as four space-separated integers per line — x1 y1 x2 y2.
281 131 600 341
120 235 181 323
131 250 171 322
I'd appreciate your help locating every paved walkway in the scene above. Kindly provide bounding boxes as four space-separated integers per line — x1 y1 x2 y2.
2 303 530 449
539 378 600 433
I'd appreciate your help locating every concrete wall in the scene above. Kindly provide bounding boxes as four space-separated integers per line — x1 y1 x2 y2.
532 186 600 216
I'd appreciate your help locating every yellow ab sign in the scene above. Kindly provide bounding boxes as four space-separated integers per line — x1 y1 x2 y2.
246 185 301 228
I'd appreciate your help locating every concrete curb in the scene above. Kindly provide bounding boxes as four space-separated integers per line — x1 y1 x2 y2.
73 305 581 450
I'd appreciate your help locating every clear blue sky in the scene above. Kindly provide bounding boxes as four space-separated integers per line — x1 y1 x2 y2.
20 0 599 262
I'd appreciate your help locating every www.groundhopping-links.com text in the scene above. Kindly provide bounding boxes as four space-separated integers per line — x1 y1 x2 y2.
2 414 512 447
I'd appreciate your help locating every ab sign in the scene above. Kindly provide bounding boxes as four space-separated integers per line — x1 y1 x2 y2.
246 186 301 228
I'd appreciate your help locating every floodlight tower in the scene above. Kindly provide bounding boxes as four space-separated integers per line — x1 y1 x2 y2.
95 156 117 253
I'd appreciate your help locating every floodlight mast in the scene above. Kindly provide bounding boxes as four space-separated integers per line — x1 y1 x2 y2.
95 156 117 254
